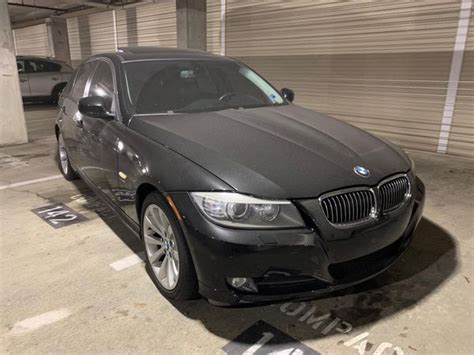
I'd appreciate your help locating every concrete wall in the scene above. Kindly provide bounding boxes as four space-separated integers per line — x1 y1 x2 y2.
176 0 206 50
46 17 71 64
0 0 28 146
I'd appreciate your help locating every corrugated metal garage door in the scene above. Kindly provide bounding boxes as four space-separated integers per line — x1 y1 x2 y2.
225 0 464 155
13 24 50 57
448 15 474 158
67 0 177 67
207 0 223 55
67 11 115 67
115 1 177 48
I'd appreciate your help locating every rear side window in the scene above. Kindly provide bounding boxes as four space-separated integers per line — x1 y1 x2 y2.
26 60 62 73
71 62 94 101
17 60 26 73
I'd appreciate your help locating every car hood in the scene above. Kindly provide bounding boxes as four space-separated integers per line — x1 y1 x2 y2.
130 105 410 199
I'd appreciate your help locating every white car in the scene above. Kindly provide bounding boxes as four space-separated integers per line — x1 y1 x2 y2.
17 55 73 103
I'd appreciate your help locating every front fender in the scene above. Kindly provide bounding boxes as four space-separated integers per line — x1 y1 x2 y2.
115 125 232 223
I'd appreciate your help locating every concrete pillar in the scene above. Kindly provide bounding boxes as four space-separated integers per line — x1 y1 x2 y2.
46 17 71 64
0 0 28 146
176 0 206 50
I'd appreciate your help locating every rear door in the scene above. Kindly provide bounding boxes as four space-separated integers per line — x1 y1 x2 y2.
26 59 62 97
16 59 30 97
60 62 96 168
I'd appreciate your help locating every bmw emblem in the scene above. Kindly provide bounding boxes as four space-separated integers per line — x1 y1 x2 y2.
354 165 370 178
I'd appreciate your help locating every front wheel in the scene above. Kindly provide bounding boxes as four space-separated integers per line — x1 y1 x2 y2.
57 133 78 181
141 192 198 300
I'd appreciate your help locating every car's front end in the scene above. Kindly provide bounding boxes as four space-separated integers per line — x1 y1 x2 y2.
123 54 426 305
169 168 424 306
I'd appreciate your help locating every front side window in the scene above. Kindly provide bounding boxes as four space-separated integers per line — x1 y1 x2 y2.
88 61 115 112
125 60 285 114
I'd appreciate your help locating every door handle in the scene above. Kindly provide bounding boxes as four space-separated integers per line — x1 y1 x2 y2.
51 77 59 81
20 79 27 82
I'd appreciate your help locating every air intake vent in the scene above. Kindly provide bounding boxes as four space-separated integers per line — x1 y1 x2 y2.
320 189 375 225
379 176 410 211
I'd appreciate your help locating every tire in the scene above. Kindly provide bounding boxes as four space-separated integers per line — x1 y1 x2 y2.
57 133 79 181
141 192 198 300
50 83 66 104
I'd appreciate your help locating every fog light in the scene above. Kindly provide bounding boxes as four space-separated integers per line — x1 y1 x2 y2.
229 277 247 288
227 277 258 293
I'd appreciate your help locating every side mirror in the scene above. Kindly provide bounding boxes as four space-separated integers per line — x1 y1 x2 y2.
280 88 295 102
78 96 114 119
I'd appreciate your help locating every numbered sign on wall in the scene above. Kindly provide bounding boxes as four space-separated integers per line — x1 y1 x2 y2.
31 203 87 229
222 320 320 355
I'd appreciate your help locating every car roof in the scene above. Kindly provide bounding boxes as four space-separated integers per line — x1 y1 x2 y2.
17 55 52 60
92 46 229 63
16 55 68 64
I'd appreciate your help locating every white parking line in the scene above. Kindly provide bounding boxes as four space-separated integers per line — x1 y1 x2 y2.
10 308 71 335
0 175 63 191
110 252 145 271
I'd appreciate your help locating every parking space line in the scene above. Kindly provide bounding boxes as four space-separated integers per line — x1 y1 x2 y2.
10 308 71 335
110 252 145 271
0 175 63 191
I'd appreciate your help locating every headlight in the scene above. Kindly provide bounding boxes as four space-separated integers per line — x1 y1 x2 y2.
190 192 305 229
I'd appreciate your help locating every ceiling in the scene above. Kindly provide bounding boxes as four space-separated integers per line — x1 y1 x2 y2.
8 0 151 26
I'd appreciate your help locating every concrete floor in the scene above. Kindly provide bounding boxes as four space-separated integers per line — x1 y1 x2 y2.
0 104 473 354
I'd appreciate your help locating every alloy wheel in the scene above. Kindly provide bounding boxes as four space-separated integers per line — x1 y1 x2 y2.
58 134 68 174
143 204 180 290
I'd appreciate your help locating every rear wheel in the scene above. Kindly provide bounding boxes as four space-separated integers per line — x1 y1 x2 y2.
141 192 198 300
57 133 78 181
50 83 66 104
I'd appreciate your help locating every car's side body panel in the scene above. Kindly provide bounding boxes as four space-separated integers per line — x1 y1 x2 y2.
58 63 92 168
113 124 232 223
28 70 61 96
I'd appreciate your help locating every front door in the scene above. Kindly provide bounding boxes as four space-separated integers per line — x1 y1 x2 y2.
80 60 119 199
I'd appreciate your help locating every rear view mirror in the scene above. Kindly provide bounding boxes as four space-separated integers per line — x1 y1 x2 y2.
280 88 295 102
78 96 114 119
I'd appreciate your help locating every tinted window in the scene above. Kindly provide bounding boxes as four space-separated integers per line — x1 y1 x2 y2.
17 60 26 73
125 60 285 114
88 61 114 112
71 62 94 101
27 60 61 73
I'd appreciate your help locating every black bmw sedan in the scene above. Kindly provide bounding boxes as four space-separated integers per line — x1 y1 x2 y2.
56 47 425 305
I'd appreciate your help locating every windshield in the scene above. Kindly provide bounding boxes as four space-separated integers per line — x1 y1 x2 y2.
125 59 286 114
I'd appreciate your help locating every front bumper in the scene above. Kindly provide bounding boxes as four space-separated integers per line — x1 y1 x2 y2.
170 176 425 306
